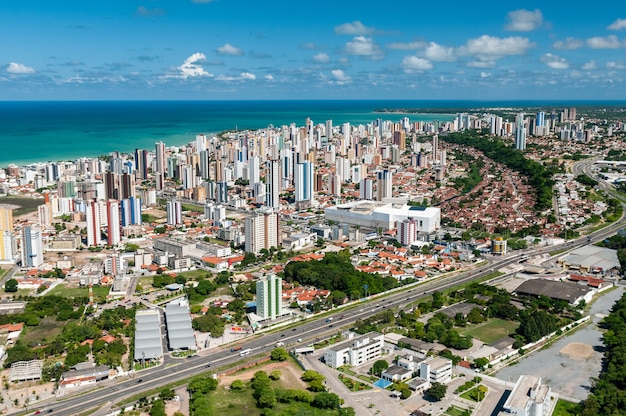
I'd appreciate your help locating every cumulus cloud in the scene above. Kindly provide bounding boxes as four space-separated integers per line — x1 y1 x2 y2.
607 61 626 70
344 36 384 59
458 35 534 61
608 18 626 30
386 41 426 50
505 9 544 31
540 53 569 69
175 53 212 79
335 21 376 35
216 43 244 56
6 62 35 74
552 37 583 50
402 56 433 72
331 69 351 84
587 35 622 49
424 42 455 62
466 60 496 68
480 72 492 78
313 53 330 63
582 60 597 70
265 74 274 81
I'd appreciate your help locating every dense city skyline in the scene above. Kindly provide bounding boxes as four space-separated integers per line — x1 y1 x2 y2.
2 1 626 100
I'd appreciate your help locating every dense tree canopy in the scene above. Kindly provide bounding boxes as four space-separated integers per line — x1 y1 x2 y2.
283 251 398 300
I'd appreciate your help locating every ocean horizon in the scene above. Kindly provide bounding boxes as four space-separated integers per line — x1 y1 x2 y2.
1 99 624 167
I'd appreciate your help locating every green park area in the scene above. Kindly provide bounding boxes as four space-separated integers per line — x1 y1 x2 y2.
47 284 111 300
460 318 519 345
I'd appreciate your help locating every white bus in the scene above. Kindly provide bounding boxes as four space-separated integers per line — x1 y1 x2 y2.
239 348 252 357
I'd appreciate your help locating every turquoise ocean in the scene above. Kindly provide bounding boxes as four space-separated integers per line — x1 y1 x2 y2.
0 100 616 167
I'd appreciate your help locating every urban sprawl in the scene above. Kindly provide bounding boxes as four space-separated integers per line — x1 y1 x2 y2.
1 106 626 415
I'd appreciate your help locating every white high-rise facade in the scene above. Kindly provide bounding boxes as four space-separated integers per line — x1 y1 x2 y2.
166 200 183 226
86 200 102 247
295 161 314 206
244 209 279 255
515 113 527 151
21 226 44 268
265 160 281 209
0 231 16 262
256 274 282 319
376 169 392 201
106 200 121 246
398 219 417 246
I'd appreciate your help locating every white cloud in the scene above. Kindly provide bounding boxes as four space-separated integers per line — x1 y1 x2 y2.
386 41 426 50
582 60 597 70
607 61 626 70
458 35 534 60
505 9 544 32
552 37 583 50
216 72 257 82
480 72 492 78
587 35 622 49
313 52 330 63
335 21 376 35
6 62 35 74
608 18 626 30
265 74 274 81
540 53 569 69
216 43 244 56
177 53 212 79
402 56 433 73
344 36 384 59
424 42 455 62
331 69 352 84
466 60 496 68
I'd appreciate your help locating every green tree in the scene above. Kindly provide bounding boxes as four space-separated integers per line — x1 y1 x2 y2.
4 279 18 293
311 392 342 409
149 399 166 416
370 360 389 377
269 370 281 380
425 382 447 401
159 388 175 401
270 347 288 361
230 379 245 390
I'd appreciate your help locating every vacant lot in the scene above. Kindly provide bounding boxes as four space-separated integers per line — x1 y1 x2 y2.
47 284 110 299
21 316 72 345
460 318 519 345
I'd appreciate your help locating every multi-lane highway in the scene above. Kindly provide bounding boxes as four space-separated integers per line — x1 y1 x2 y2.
26 159 626 416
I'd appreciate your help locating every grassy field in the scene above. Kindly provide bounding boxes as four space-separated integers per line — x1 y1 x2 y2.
0 196 44 216
460 318 519 345
47 284 111 299
181 203 204 213
22 316 74 345
553 399 579 416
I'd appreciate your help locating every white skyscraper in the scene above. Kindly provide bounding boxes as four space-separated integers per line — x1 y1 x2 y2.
244 209 279 255
166 200 183 226
265 160 281 209
106 200 121 246
86 200 102 247
256 274 282 319
21 226 44 268
0 231 16 262
295 161 314 208
515 113 527 150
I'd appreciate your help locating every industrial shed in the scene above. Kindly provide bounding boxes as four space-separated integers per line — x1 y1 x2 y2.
513 279 594 305
134 309 163 362
165 301 196 351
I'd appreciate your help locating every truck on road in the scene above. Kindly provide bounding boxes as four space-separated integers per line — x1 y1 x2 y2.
231 345 242 353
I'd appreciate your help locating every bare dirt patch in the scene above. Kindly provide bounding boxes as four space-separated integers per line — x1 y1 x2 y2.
218 360 307 390
559 342 594 360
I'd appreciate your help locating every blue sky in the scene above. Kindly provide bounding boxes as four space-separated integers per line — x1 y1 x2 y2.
2 1 626 100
